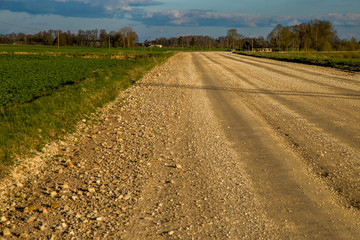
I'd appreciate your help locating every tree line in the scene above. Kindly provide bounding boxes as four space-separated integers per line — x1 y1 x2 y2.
150 20 360 51
148 35 230 49
0 27 139 48
267 19 360 51
223 20 360 52
1 19 359 51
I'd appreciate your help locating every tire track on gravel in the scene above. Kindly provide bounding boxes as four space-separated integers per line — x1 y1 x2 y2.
198 52 360 212
224 53 360 85
220 53 360 93
199 53 360 150
191 52 360 239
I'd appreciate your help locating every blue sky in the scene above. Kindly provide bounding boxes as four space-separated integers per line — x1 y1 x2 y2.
0 0 359 41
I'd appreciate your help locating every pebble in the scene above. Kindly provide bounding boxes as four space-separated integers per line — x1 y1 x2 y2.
123 194 131 201
41 208 49 215
51 202 59 209
24 204 37 213
66 161 75 168
2 228 11 236
39 226 46 231
27 216 36 223
19 232 29 238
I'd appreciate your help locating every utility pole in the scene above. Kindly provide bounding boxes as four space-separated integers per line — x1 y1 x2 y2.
150 36 152 52
58 30 60 49
108 35 111 51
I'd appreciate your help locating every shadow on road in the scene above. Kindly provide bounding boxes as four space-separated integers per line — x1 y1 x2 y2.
139 82 360 100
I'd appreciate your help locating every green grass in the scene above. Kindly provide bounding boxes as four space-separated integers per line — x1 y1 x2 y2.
236 51 360 72
0 45 172 178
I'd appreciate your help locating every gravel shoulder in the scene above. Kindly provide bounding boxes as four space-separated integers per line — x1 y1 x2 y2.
0 52 360 239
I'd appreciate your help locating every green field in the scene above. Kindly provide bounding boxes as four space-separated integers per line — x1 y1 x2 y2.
0 45 159 57
0 45 172 178
0 54 127 107
0 44 225 57
236 51 360 72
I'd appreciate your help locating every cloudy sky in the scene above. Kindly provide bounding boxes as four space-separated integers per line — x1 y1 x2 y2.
0 0 359 41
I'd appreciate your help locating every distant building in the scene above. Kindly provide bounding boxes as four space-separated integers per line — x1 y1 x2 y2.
243 39 272 52
144 43 163 48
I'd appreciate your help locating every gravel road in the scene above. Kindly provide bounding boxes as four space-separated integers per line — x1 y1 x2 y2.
0 52 360 239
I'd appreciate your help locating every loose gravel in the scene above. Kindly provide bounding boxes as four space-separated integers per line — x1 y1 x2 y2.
0 53 279 239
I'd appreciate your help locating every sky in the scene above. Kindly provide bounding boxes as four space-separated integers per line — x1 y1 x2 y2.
0 0 359 41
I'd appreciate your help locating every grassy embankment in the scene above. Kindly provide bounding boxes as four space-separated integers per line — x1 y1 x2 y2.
236 51 360 72
0 45 173 179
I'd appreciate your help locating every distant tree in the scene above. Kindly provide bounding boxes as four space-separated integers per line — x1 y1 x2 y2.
336 37 360 51
292 23 311 51
119 27 138 48
268 20 339 51
109 31 120 47
267 24 283 51
77 30 86 46
190 37 196 48
178 36 184 48
99 29 108 48
267 25 294 51
227 29 243 49
309 19 337 51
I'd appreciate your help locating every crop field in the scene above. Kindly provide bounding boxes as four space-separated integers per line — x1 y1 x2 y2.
0 44 225 56
0 45 162 57
236 51 360 71
0 54 127 107
0 45 172 176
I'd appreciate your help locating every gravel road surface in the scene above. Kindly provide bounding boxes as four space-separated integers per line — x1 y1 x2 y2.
0 52 359 239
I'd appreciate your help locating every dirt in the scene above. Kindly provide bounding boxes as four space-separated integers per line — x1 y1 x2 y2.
0 52 360 239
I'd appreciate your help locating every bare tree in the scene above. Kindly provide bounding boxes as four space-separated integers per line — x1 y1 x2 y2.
119 27 138 48
227 29 243 49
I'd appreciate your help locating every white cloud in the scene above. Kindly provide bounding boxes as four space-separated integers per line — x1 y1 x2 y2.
324 13 360 26
121 6 132 11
